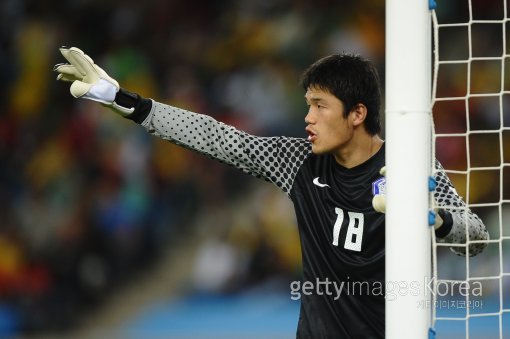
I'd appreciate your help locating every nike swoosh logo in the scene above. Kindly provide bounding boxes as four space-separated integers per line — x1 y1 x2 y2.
313 177 330 188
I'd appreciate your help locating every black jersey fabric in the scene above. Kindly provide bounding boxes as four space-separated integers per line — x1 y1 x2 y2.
291 148 385 338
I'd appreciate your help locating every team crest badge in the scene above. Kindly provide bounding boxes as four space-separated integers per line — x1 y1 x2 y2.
372 177 386 196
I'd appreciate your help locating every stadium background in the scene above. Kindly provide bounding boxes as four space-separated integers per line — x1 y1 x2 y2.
0 0 507 337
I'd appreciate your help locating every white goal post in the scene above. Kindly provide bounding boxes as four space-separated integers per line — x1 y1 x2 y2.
385 0 433 338
387 0 509 338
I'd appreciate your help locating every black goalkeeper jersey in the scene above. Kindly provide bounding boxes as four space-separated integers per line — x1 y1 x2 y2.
132 99 488 339
291 149 385 338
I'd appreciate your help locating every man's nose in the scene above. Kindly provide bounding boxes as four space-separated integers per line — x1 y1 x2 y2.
305 108 315 124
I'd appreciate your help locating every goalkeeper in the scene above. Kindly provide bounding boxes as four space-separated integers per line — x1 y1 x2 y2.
54 47 489 338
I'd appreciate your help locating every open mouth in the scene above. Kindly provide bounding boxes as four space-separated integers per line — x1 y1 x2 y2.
306 128 317 142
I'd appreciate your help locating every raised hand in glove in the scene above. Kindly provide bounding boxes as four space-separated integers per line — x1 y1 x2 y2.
54 47 136 116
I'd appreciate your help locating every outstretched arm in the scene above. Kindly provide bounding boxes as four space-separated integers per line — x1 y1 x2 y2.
54 47 312 196
135 100 311 195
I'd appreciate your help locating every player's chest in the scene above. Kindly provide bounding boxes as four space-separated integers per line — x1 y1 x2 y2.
292 165 385 254
303 169 381 210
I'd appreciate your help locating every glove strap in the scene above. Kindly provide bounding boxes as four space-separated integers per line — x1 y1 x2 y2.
111 102 135 116
113 88 152 122
435 209 453 238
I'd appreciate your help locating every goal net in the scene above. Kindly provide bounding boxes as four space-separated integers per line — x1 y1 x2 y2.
431 1 510 338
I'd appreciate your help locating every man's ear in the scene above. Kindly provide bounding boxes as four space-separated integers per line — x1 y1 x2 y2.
350 103 368 127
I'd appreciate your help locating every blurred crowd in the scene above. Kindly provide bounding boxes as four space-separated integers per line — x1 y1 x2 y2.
0 0 385 334
0 0 507 336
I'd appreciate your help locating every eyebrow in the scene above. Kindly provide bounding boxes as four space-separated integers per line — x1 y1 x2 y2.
305 96 327 104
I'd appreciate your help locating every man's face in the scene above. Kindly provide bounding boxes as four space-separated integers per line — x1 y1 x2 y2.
304 87 354 155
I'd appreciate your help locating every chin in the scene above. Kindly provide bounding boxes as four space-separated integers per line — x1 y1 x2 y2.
311 144 326 155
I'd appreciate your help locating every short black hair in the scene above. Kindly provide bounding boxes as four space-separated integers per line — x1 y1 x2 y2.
300 54 382 135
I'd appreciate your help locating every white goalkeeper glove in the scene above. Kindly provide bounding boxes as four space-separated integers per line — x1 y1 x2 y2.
371 166 450 231
54 47 134 116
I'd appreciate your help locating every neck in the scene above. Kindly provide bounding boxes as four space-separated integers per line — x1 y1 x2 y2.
333 133 384 168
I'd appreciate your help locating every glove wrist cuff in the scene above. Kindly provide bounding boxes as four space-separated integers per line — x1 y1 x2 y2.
435 209 453 238
113 88 152 122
